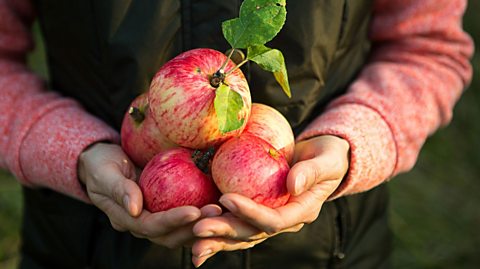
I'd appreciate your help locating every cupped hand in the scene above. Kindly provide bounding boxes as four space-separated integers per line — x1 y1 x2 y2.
190 135 350 267
78 142 222 248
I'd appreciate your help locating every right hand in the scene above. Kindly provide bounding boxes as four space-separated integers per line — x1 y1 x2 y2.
78 142 221 248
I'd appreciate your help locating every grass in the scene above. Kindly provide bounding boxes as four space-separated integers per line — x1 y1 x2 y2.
1 3 479 269
389 2 480 267
0 171 22 269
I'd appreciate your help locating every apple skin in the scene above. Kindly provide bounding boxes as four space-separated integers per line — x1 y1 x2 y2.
243 103 295 164
148 48 251 149
120 94 177 168
139 148 221 212
211 134 290 208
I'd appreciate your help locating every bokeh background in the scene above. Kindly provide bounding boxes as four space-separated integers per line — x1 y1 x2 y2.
1 2 479 269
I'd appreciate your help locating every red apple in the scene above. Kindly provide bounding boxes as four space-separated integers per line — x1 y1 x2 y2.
211 134 290 208
148 48 251 149
139 148 220 212
121 94 177 168
243 103 295 164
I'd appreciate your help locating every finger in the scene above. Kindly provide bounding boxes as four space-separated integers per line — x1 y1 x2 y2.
93 197 135 232
90 163 143 217
219 189 326 234
110 220 128 232
192 252 214 268
194 214 303 241
193 215 266 241
118 155 138 180
99 197 201 238
120 179 143 217
130 206 202 238
141 223 197 249
200 204 223 218
287 155 345 196
191 237 267 267
293 135 350 163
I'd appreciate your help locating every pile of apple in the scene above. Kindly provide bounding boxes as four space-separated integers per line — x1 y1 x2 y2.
121 48 295 212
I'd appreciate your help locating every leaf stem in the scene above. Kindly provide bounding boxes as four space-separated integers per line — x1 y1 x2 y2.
224 59 249 76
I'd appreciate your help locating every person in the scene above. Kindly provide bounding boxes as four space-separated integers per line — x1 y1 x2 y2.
0 0 473 268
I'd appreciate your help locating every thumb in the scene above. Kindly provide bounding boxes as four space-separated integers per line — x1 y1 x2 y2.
287 155 346 196
98 166 144 217
117 178 144 217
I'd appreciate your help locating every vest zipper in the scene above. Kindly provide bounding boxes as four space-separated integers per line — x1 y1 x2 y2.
332 198 349 269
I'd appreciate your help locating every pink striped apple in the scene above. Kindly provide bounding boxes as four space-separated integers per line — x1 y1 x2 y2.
243 103 295 164
211 134 290 208
139 148 220 212
120 94 177 168
148 48 251 149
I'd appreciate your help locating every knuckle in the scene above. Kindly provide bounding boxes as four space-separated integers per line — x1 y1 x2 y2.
292 224 304 232
266 222 284 235
304 210 320 224
247 232 267 241
244 238 266 249
340 159 349 175
139 228 152 238
312 166 322 183
243 242 256 250
304 215 316 224
110 220 126 232
333 155 349 178
160 237 181 249
311 189 327 204
111 184 123 204
130 232 144 239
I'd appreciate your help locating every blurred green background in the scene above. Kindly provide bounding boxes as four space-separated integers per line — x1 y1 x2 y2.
1 3 479 269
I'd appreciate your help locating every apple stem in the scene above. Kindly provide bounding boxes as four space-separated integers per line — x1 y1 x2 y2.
128 106 145 123
219 48 236 72
209 69 225 88
211 48 238 88
192 147 215 174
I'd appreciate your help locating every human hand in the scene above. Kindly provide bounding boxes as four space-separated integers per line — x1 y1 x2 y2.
78 142 222 248
191 135 350 267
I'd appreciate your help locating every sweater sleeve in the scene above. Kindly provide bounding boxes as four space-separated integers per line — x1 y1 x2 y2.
297 0 474 199
0 0 119 202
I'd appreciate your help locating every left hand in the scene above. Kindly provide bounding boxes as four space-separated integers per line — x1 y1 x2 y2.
190 135 350 267
78 143 222 249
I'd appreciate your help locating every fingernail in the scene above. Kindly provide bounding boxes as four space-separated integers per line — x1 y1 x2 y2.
130 201 140 217
201 205 222 218
295 173 306 195
193 257 207 268
183 213 199 223
123 195 130 211
199 249 213 257
197 231 214 237
220 198 237 212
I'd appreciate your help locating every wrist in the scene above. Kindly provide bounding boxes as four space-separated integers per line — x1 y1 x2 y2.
77 142 107 185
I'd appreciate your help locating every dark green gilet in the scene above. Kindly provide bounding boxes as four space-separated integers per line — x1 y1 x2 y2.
20 1 391 269
33 0 372 133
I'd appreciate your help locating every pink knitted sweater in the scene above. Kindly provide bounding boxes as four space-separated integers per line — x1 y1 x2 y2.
0 0 473 202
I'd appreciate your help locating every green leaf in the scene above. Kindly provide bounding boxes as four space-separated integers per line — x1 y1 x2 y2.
273 68 291 98
214 83 246 133
222 0 286 48
247 45 291 98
